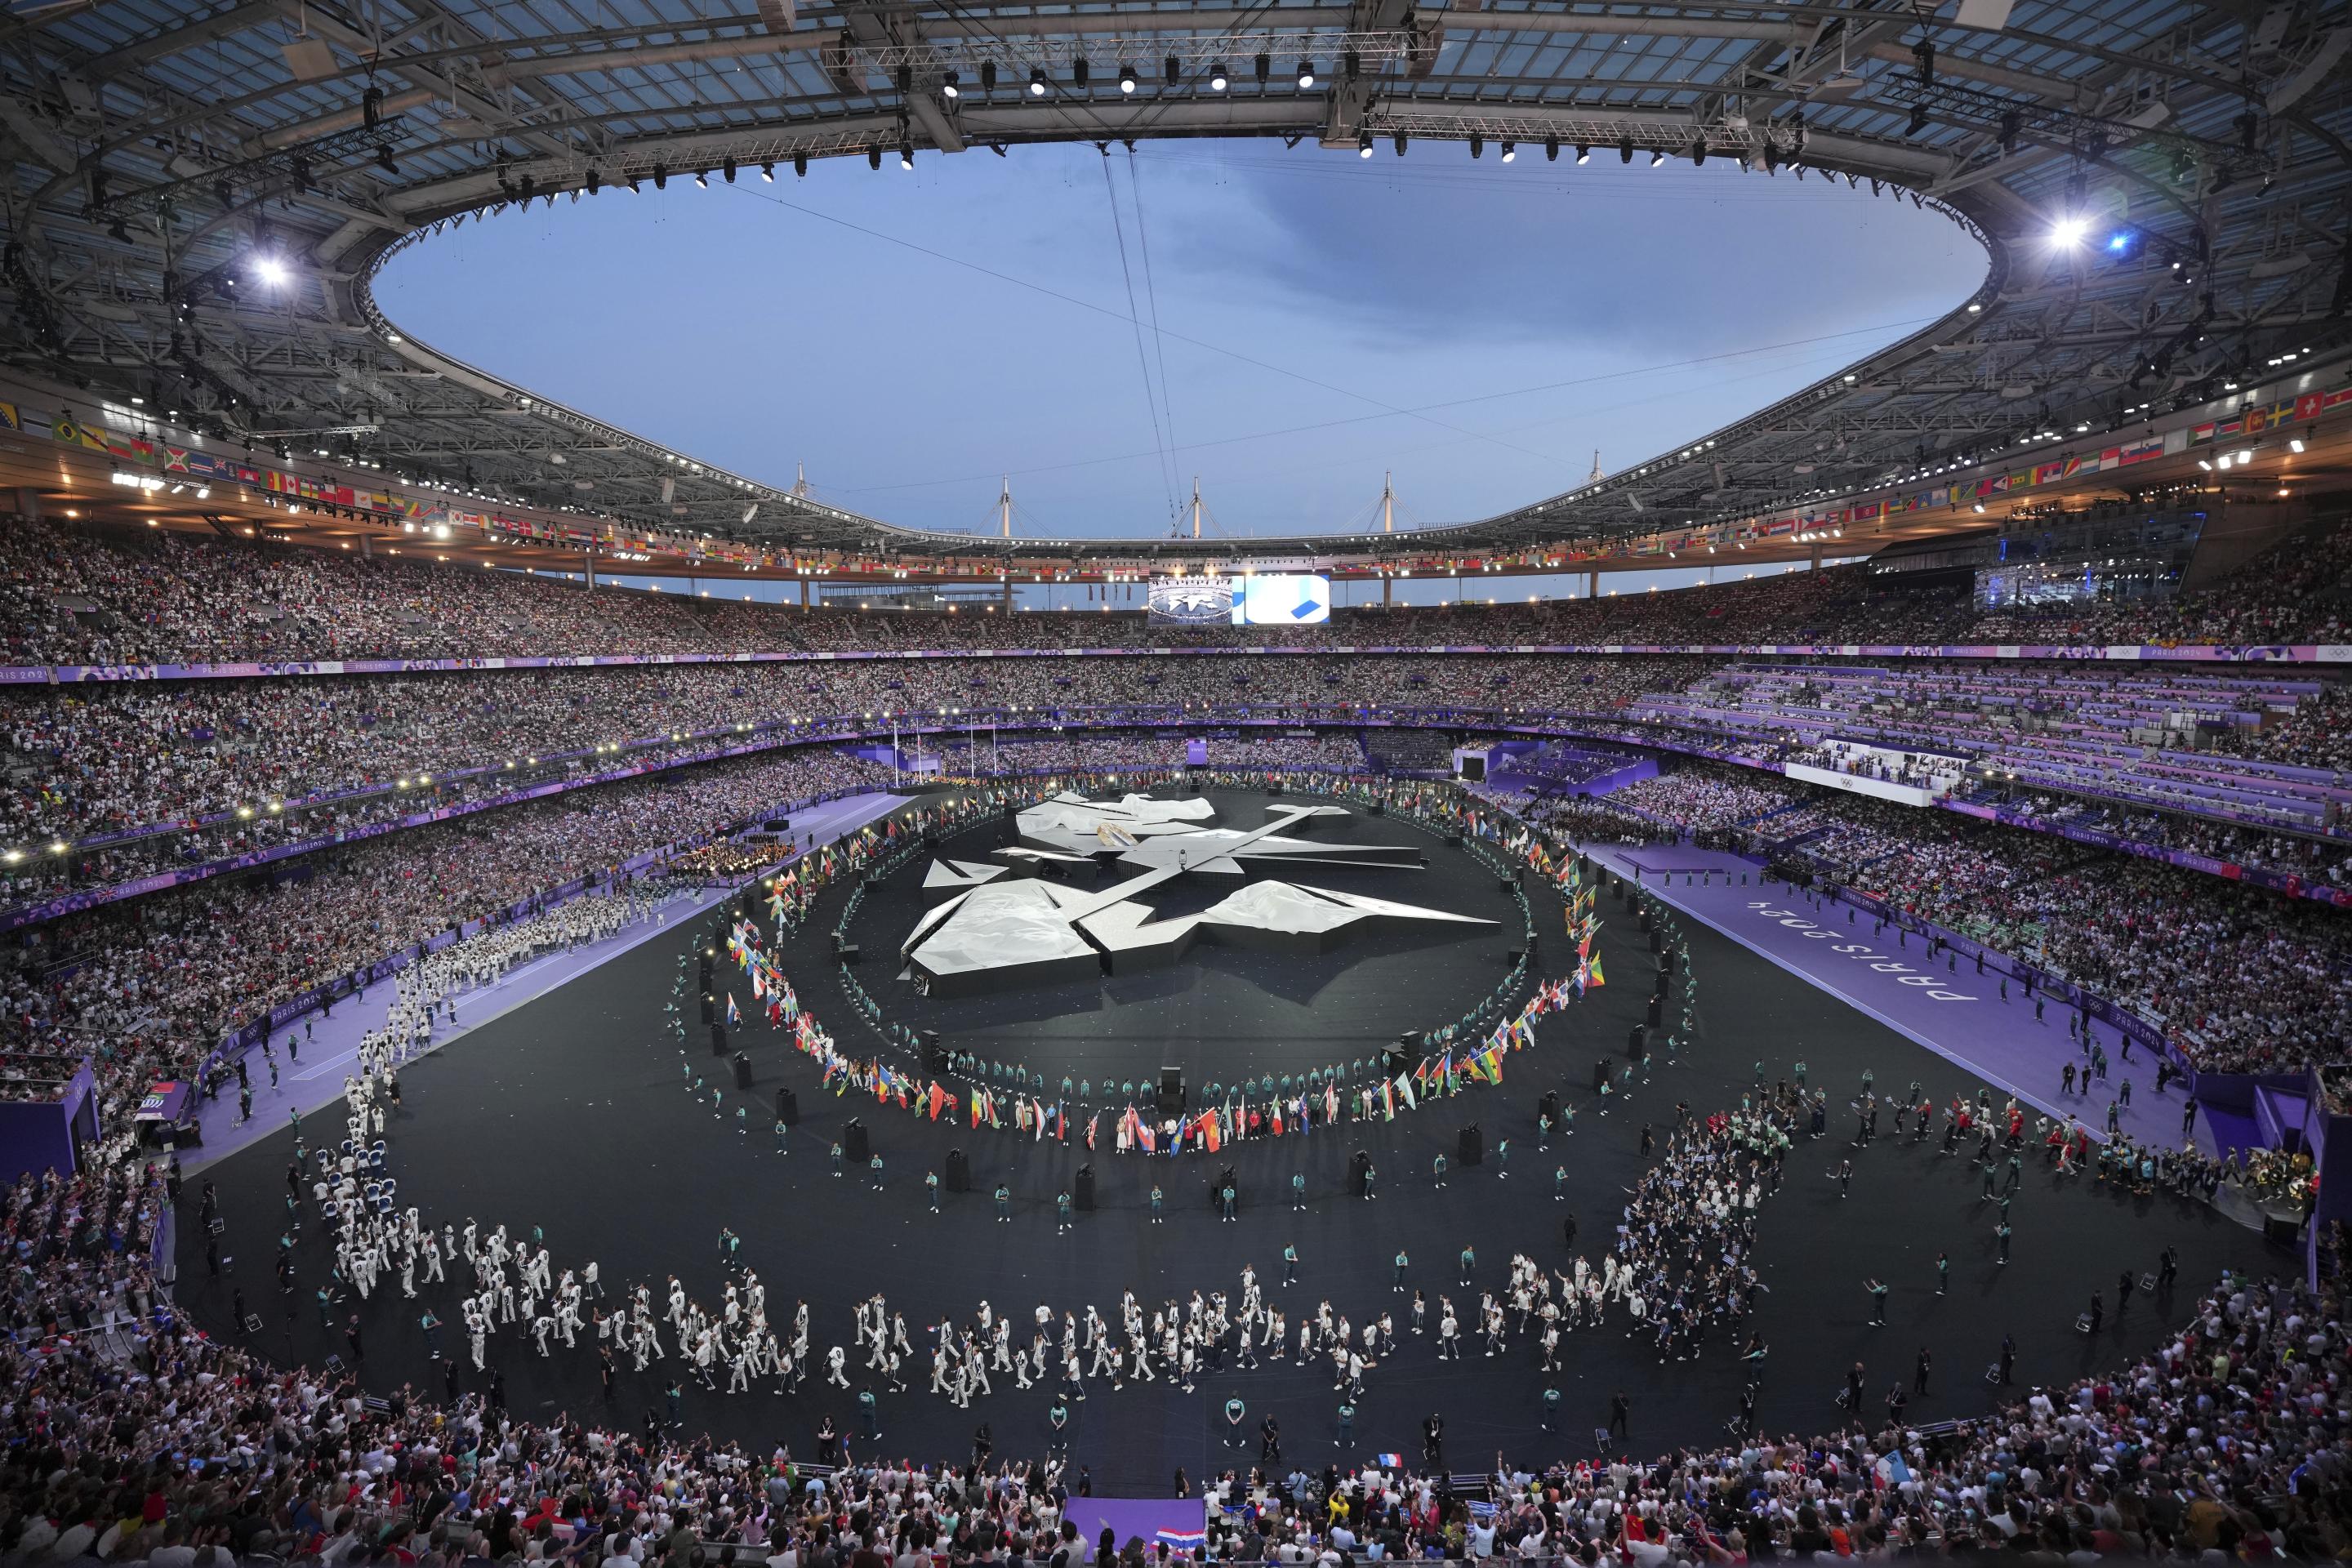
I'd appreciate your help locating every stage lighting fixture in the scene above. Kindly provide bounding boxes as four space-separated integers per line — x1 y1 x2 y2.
982 60 998 91
1393 132 1406 155
1029 67 1048 95
794 152 808 176
1345 51 1361 79
1469 133 1483 158
760 162 774 181
1690 139 1704 165
942 71 960 98
586 167 601 194
1907 102 1930 136
1648 148 1664 167
2048 215 2089 247
724 156 737 182
867 148 882 170
899 143 914 170
1296 59 1315 88
1072 56 1089 86
1545 137 1558 161
626 172 641 193
1254 52 1271 83
654 164 668 188
694 168 708 187
252 254 290 286
1165 56 1181 84
1208 61 1228 89
1359 130 1374 158
1575 143 1589 163
1119 63 1136 92
896 64 912 95
1618 137 1633 163
376 146 399 176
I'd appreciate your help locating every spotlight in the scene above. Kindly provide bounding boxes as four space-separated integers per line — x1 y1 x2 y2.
867 147 881 170
1906 102 1929 136
1165 55 1180 85
1648 148 1664 167
1500 140 1515 162
1030 66 1048 95
760 161 773 181
586 167 602 194
1545 136 1558 161
1071 56 1088 86
1209 61 1227 90
1119 62 1136 92
1690 138 1705 165
899 143 914 170
1393 132 1406 156
1345 51 1361 80
694 169 708 186
794 152 808 176
1254 52 1270 83
2048 215 2090 247
1618 137 1633 163
724 156 737 182
896 64 912 95
942 70 960 98
1296 59 1315 87
1469 133 1483 158
1575 144 1589 163
626 172 641 193
1358 130 1374 158
252 253 291 287
981 60 997 91
653 164 667 188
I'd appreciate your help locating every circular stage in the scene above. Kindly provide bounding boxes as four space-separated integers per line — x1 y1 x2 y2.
843 787 1536 1089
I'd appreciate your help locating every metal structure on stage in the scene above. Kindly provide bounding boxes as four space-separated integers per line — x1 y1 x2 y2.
0 2 2344 557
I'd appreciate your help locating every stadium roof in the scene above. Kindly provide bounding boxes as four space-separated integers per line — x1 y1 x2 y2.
2 0 2346 560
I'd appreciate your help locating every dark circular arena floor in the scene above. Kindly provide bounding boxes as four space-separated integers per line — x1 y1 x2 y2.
173 800 2285 1492
844 788 1536 1089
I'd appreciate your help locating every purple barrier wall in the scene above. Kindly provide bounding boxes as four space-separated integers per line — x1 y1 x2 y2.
1 640 2345 685
0 1063 94 1184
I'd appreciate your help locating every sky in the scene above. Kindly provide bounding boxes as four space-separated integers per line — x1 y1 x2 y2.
377 137 1984 549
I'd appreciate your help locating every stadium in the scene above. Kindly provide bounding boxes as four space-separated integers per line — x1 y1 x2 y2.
0 0 2350 1558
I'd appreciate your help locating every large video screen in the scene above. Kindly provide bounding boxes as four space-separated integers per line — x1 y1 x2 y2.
1146 576 1235 626
1235 573 1331 626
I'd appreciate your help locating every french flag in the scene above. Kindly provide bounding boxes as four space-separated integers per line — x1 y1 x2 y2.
1374 1453 1404 1468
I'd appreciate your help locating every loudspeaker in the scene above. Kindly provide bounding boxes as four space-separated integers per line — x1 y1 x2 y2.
1658 956 1673 980
710 1023 728 1055
1649 928 1664 953
699 996 715 1024
2265 1214 2301 1245
1157 1066 1184 1118
838 942 862 965
1628 1024 1647 1058
1075 1165 1095 1212
842 1119 870 1167
1456 1124 1483 1166
1498 877 1515 896
774 1089 800 1126
945 1147 972 1192
1647 995 1664 1027
1382 1042 1409 1079
920 1030 946 1074
732 1052 754 1089
1638 907 1653 932
1539 1089 1561 1126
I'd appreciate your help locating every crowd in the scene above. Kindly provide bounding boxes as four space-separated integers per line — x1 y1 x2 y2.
0 747 890 1113
7 509 2350 672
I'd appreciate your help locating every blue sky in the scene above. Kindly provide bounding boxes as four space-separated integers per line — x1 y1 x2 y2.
380 137 1982 547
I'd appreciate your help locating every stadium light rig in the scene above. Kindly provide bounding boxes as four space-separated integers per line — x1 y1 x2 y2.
2048 215 2091 247
251 253 292 287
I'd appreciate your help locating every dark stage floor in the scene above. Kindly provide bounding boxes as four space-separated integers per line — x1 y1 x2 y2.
176 835 2284 1494
844 790 1536 1087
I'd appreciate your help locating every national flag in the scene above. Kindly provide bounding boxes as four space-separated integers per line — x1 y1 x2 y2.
1374 1454 1404 1469
1393 1074 1417 1111
726 994 741 1027
1588 955 1606 987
